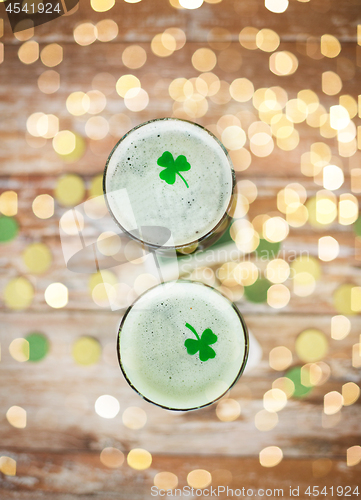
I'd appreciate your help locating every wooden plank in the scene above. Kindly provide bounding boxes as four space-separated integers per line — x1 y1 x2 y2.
1 0 360 43
0 42 360 176
0 312 359 454
0 174 360 314
0 242 360 313
0 453 360 499
0 0 360 496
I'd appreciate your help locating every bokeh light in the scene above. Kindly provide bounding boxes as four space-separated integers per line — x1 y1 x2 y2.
22 243 52 274
312 458 333 479
91 0 115 12
347 446 361 467
154 472 178 490
54 174 85 206
324 391 343 415
26 333 49 362
72 337 101 366
18 41 39 64
295 329 328 362
322 71 342 95
270 51 298 76
4 277 34 310
342 382 360 406
0 216 18 243
53 131 76 155
151 33 175 57
239 27 258 50
40 43 63 67
44 283 68 308
38 70 60 94
9 338 29 362
127 448 152 470
331 315 351 340
263 388 287 412
32 194 54 219
86 90 106 114
267 284 290 309
100 448 124 468
269 346 293 371
320 35 341 58
0 457 16 476
318 236 339 261
285 366 313 398
254 410 278 431
74 23 97 46
259 446 283 467
216 398 241 421
66 92 90 116
95 395 120 419
122 407 147 429
0 191 17 216
6 406 26 429
192 48 217 72
187 469 212 488
122 45 147 69
256 29 280 52
180 0 203 9
85 116 109 140
266 259 290 283
272 377 295 398
333 283 361 315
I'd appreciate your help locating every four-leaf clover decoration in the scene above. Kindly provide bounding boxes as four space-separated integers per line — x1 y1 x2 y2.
184 323 218 362
157 151 191 188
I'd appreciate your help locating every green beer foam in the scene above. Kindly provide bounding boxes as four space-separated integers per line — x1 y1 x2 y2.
105 119 233 247
119 281 247 410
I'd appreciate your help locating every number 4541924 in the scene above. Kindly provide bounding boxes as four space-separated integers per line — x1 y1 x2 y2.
5 3 61 13
305 486 359 496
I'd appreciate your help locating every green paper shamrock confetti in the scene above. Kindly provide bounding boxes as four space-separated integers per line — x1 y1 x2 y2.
157 151 191 188
184 323 217 362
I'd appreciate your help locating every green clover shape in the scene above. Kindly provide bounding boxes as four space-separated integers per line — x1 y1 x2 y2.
157 151 191 188
184 323 217 362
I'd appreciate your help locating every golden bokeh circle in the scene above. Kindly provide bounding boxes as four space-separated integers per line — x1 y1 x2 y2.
295 329 328 362
127 448 152 470
4 277 34 310
22 243 52 274
54 174 85 207
100 448 124 468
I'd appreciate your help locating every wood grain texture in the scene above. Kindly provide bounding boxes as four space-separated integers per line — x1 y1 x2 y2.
0 311 360 456
0 452 360 499
1 0 360 43
0 41 360 176
1 0 361 497
0 174 360 314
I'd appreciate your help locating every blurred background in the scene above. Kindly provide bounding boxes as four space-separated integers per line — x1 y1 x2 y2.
0 0 361 498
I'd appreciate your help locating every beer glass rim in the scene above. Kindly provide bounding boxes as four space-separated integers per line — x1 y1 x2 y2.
103 117 235 251
117 279 249 411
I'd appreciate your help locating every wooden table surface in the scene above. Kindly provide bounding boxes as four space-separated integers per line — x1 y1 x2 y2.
0 0 360 498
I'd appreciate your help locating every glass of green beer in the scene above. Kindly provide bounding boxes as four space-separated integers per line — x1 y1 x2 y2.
103 118 236 252
117 280 249 411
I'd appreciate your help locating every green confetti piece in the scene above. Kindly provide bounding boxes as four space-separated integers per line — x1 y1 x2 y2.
254 238 281 259
244 278 271 303
285 366 313 398
25 332 49 362
0 216 19 243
